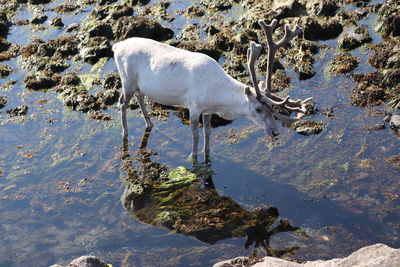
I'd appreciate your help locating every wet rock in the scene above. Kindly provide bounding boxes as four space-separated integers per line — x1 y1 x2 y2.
377 3 400 38
53 2 79 14
285 40 318 80
49 17 64 28
300 16 343 41
79 36 112 64
66 255 109 267
327 52 359 75
28 0 52 4
386 155 400 169
96 89 119 106
123 0 150 5
88 23 114 39
271 0 307 20
364 123 385 132
48 36 80 58
90 3 133 22
306 0 339 17
24 71 61 90
382 69 400 89
292 120 326 135
141 1 174 22
60 72 81 86
30 10 48 25
337 25 372 50
0 95 7 109
66 23 80 32
87 111 112 121
97 0 118 5
5 105 28 116
0 11 10 38
384 112 400 129
62 89 100 113
113 16 174 41
0 38 11 53
271 70 292 92
184 5 205 17
0 43 21 61
0 64 12 78
351 84 385 107
201 0 232 12
368 41 398 69
103 73 121 90
174 41 221 61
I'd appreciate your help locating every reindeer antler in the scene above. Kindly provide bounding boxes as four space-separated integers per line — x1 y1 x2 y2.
247 41 262 98
257 19 312 121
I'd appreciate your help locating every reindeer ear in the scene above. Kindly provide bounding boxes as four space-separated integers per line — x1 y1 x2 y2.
245 87 252 96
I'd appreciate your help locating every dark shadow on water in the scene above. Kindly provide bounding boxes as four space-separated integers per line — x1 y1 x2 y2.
120 129 307 258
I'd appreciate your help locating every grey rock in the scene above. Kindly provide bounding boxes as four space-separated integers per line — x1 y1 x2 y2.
213 243 400 267
67 255 109 267
384 112 400 129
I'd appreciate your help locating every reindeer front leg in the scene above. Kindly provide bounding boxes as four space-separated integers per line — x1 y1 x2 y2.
135 90 153 129
190 110 201 165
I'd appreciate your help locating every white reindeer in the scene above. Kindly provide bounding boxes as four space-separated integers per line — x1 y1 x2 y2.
113 19 312 164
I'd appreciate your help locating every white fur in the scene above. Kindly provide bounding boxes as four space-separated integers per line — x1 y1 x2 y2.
113 37 277 164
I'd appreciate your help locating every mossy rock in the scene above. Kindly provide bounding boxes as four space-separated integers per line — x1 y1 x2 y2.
0 64 12 78
327 52 359 75
24 71 61 90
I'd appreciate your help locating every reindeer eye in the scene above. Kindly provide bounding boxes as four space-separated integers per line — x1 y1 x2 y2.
256 107 262 113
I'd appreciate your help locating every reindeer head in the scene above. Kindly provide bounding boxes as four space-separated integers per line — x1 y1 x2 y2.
246 19 312 137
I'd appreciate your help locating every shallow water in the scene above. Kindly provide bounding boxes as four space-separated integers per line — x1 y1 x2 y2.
0 0 399 266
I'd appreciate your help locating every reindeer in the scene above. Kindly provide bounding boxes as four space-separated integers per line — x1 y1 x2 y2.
113 19 312 164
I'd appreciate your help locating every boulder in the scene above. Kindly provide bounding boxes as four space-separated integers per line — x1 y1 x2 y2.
214 243 400 267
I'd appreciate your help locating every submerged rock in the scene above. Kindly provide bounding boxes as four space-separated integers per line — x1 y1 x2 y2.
327 52 359 75
5 105 28 116
300 16 343 41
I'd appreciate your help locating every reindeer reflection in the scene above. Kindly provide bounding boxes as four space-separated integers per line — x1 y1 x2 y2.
120 131 307 257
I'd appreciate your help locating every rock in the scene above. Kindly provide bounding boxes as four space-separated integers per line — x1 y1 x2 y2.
201 0 232 11
300 16 343 41
306 0 339 17
79 36 113 64
292 120 325 135
53 3 79 14
0 11 10 38
66 23 80 32
5 105 28 116
66 255 109 267
28 0 51 4
174 41 221 61
141 1 174 22
0 64 12 78
364 123 386 132
214 243 400 267
49 17 64 28
30 10 48 25
377 3 400 38
338 25 372 51
96 89 119 106
0 37 11 53
60 72 81 86
88 23 114 39
0 95 7 109
24 71 60 90
271 0 307 20
384 112 400 129
327 52 359 75
113 16 174 41
102 73 121 89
